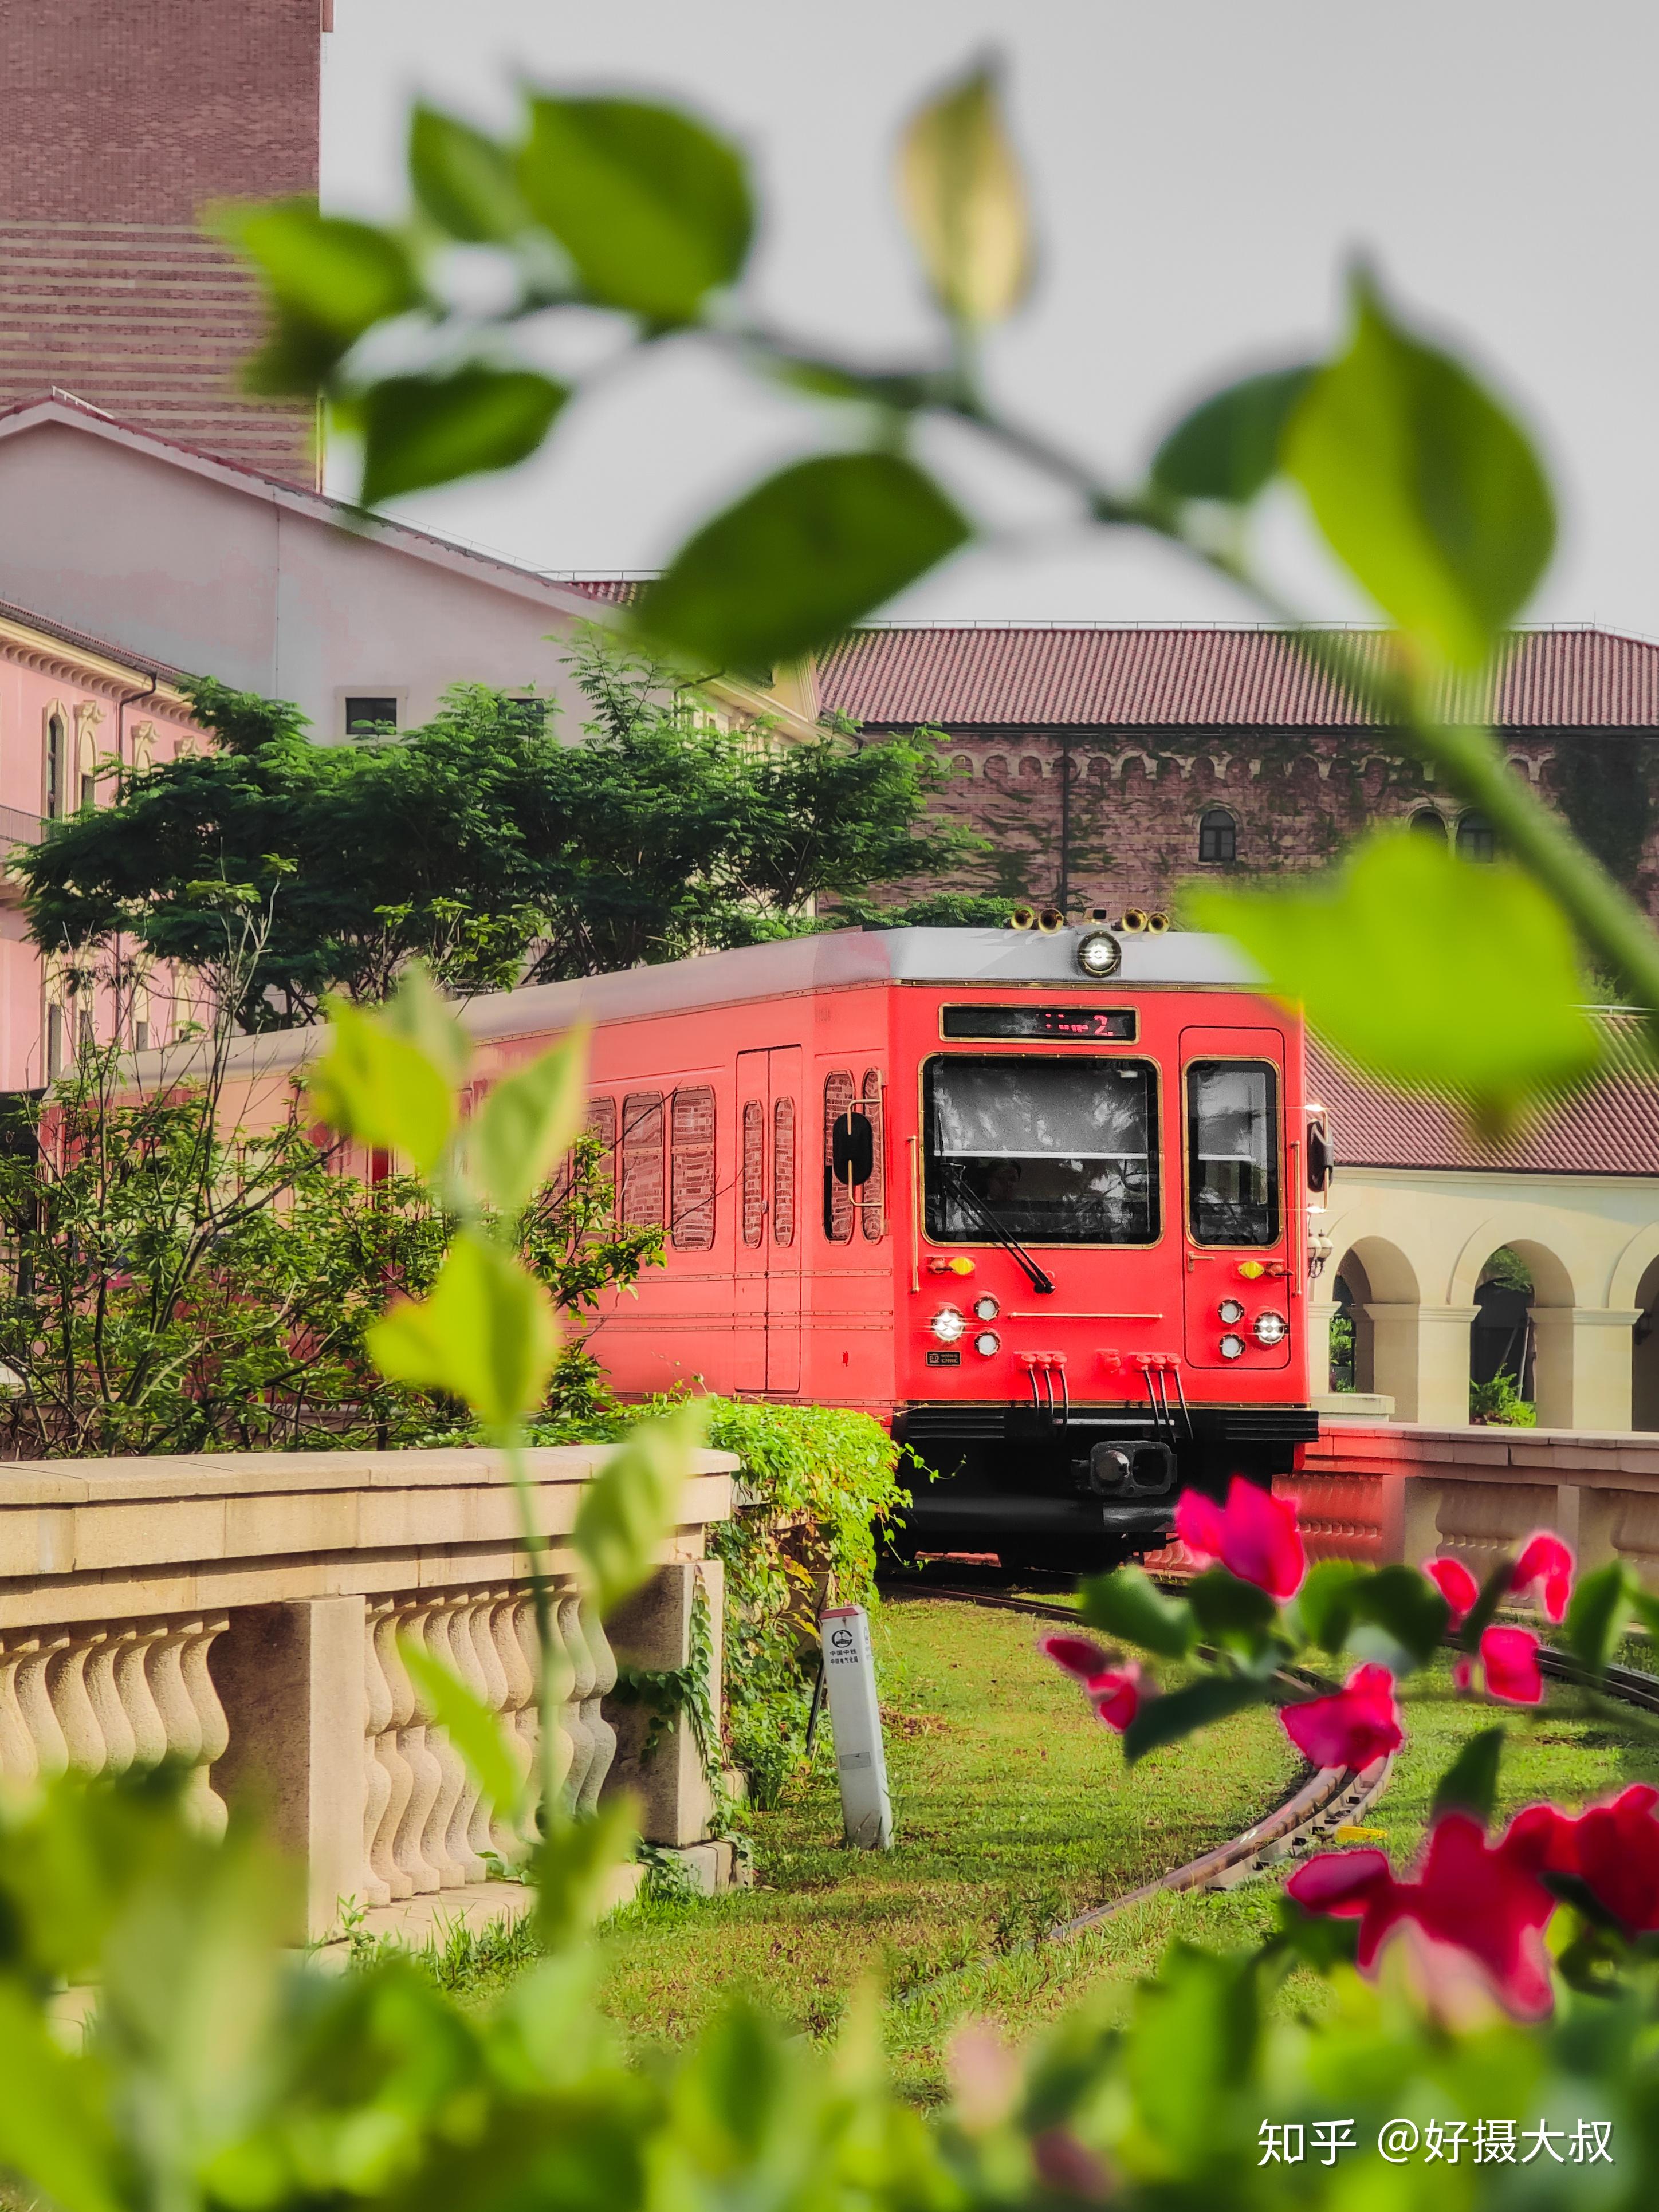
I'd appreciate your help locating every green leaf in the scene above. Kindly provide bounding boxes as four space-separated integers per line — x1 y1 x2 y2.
1077 1565 1197 1662
0 1977 121 2212
353 366 569 507
410 104 530 242
1150 365 1316 505
1186 1567 1277 1645
1630 1589 1659 1654
1189 829 1599 1133
572 1404 706 1615
377 960 471 1087
1429 1724 1506 1827
1347 1561 1450 1671
215 198 420 395
305 999 458 1174
368 1229 559 1427
518 96 752 322
471 1032 588 1218
400 1637 528 1823
1459 1554 1517 1654
897 61 1031 325
1122 1674 1267 1766
637 452 970 671
1284 267 1555 674
1288 1557 1369 1654
1566 1559 1630 1679
533 1796 639 1953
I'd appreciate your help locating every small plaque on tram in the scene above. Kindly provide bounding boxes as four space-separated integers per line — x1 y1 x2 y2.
941 1005 1138 1041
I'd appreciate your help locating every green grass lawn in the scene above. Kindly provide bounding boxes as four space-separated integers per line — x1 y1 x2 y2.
591 1593 1659 2099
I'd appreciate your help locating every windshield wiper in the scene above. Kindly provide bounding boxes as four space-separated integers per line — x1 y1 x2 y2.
940 1163 1055 1296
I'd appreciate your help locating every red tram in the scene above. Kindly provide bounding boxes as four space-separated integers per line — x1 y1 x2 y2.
465 923 1329 1572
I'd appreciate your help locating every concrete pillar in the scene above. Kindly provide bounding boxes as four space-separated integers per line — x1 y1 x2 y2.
1306 1297 1338 1397
211 1596 367 1944
1366 1302 1479 1425
603 1561 722 1848
1529 1308 1641 1431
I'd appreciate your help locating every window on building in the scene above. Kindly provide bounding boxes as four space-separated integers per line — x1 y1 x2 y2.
1409 808 1448 840
46 1005 63 1079
741 1098 766 1246
1456 809 1497 863
823 1069 856 1243
345 696 399 737
80 772 96 810
669 1086 716 1250
772 1096 796 1247
1197 807 1237 865
620 1092 665 1227
45 713 64 820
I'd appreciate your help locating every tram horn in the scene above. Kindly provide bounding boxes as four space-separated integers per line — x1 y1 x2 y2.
1118 907 1149 934
1036 908 1066 935
1007 905 1037 930
1146 911 1171 934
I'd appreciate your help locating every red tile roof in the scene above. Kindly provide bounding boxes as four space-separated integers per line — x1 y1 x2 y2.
816 624 1659 731
1310 1012 1659 1178
557 576 644 604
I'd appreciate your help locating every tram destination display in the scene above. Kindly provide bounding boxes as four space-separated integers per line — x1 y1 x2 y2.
941 1005 1138 1041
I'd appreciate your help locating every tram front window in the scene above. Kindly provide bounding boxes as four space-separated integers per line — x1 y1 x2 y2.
1186 1060 1279 1246
924 1056 1158 1245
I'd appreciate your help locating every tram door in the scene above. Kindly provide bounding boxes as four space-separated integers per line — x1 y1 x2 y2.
734 1046 804 1392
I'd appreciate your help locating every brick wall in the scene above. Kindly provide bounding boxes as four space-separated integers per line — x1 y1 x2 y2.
0 1 323 479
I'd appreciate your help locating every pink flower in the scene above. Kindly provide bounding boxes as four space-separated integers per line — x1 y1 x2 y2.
1511 1530 1574 1623
1286 1810 1558 2018
1091 1666 1142 1733
1480 1624 1544 1705
1423 1554 1479 1627
1536 1784 1659 1933
1173 1476 1305 1600
1040 1634 1115 1686
1280 1662 1403 1769
1451 1654 1475 1693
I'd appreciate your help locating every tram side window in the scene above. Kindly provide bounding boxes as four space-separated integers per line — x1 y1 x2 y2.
860 1068 885 1242
823 1069 856 1243
741 1097 765 1245
772 1096 796 1246
620 1091 665 1228
585 1097 617 1209
670 1086 716 1250
1186 1060 1279 1247
925 1056 1159 1245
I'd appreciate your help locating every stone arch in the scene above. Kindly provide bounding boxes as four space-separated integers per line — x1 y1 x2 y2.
1448 1226 1577 1310
982 754 1008 782
1606 1222 1659 1312
949 753 976 779
1331 1235 1420 1409
1017 754 1045 782
1454 1233 1578 1428
1632 1255 1659 1432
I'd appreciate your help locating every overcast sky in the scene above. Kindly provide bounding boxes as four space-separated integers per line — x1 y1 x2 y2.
322 0 1657 634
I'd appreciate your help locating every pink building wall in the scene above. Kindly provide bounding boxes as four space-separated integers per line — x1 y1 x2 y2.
0 608 204 1090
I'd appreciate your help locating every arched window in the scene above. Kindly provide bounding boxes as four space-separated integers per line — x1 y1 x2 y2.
1456 809 1496 863
1409 808 1448 840
45 712 65 820
1197 807 1237 865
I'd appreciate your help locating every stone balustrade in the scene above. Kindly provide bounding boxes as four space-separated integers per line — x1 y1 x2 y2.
0 1445 737 1939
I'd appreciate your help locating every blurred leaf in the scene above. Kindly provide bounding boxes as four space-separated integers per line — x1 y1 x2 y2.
1288 1557 1369 1654
518 96 751 322
637 452 969 670
1150 365 1315 504
369 1230 559 1427
1430 1724 1505 1826
1189 829 1599 1132
534 1796 639 1953
216 198 420 395
401 1638 528 1822
1459 1553 1518 1654
1186 1567 1277 1645
897 61 1031 325
1567 1559 1631 1679
572 1404 705 1615
471 1031 588 1218
1122 1674 1267 1766
410 104 530 242
305 998 458 1174
377 959 471 1086
1347 1561 1450 1670
1629 1588 1659 1652
1077 1564 1197 1661
0 1976 121 2212
1284 267 1555 674
356 367 569 507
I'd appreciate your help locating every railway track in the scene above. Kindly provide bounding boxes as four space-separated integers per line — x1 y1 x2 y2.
887 1577 1659 1949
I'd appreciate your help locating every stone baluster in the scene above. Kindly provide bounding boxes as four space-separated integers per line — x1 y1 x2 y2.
387 1599 445 1894
359 1608 395 1908
50 1630 109 1774
426 1596 485 1886
116 1622 170 1770
485 1589 535 1853
577 1595 618 1813
454 1593 505 1868
367 1605 415 1902
555 1591 595 1810
148 1617 202 1788
0 1636 37 1785
15 1635 68 1778
85 1625 139 1775
183 1616 230 1837
513 1589 572 1804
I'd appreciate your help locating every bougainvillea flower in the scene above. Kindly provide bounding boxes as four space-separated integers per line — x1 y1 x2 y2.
1090 1665 1142 1733
1480 1624 1544 1705
1286 1810 1558 2018
1451 1654 1475 1693
1040 1634 1115 1686
1280 1662 1403 1769
1422 1554 1480 1627
1173 1476 1306 1600
1511 1530 1574 1622
1554 1784 1659 1932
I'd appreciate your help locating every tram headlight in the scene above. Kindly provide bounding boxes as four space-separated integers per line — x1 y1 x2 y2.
972 1294 1000 1321
1219 1332 1245 1360
974 1330 1001 1357
1253 1310 1288 1346
930 1306 966 1344
1075 927 1122 978
1217 1297 1245 1324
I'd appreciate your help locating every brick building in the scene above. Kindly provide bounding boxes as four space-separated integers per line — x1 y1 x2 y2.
814 623 1659 920
0 1 324 482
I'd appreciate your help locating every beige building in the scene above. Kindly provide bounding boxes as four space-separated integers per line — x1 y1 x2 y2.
1309 1014 1659 1432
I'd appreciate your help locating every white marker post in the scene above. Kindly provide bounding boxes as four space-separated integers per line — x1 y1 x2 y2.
819 1603 893 1849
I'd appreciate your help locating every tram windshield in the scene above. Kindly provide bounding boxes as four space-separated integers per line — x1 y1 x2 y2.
1186 1060 1280 1246
924 1056 1158 1246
